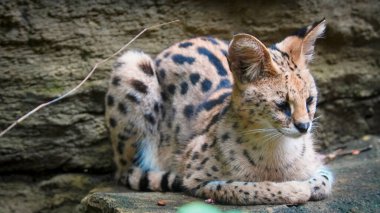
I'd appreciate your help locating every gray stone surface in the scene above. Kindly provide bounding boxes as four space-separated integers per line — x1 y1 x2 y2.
0 173 112 213
79 135 380 213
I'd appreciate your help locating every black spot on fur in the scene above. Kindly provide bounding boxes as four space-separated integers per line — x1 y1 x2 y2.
201 143 208 152
107 95 114 106
197 47 228 76
183 105 194 118
201 79 212 92
204 36 219 45
154 102 159 114
144 113 156 125
118 102 127 114
201 181 211 186
172 175 184 192
126 93 139 103
192 152 199 160
161 92 168 102
172 54 195 65
159 69 166 79
130 79 148 94
139 171 150 191
155 59 161 67
179 42 193 48
163 52 170 58
139 61 154 76
198 92 231 112
167 84 176 95
217 185 222 191
243 150 256 166
301 142 306 156
161 172 170 191
222 133 230 141
216 79 232 90
180 81 189 95
194 178 203 183
118 133 130 141
211 165 219 172
269 44 290 59
117 141 125 154
202 105 229 133
109 117 117 128
205 113 220 131
112 76 121 86
200 157 209 165
119 158 127 165
190 73 200 85
209 138 217 148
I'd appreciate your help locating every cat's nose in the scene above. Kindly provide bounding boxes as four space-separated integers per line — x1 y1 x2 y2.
294 122 310 133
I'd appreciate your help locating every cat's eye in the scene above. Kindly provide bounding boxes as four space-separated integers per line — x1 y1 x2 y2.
306 96 314 113
306 96 314 105
276 101 291 117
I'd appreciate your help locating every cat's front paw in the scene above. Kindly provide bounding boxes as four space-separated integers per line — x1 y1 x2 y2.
307 174 332 201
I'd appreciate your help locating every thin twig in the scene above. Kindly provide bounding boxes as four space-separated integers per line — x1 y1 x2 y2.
323 145 373 163
0 19 180 137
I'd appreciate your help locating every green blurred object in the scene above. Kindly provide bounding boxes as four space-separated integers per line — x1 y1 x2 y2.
177 202 241 213
177 202 222 213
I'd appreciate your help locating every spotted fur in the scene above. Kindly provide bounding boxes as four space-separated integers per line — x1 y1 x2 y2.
105 19 333 205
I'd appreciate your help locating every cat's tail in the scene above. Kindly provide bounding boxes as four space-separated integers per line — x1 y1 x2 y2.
107 50 162 134
106 51 163 180
119 166 184 192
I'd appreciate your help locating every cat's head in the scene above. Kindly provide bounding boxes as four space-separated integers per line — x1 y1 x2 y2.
228 19 325 138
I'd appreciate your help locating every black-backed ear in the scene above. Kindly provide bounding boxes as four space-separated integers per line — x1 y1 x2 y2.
279 19 326 64
228 33 277 84
299 18 326 63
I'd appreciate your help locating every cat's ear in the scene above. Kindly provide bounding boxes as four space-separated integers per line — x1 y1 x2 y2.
228 34 277 84
278 19 326 64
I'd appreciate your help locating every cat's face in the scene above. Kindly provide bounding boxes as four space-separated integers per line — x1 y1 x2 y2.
228 19 325 138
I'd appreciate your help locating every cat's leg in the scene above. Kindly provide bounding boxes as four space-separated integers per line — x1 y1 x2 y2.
186 179 311 205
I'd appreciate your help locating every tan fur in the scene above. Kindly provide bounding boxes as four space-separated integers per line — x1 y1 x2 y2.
105 19 333 204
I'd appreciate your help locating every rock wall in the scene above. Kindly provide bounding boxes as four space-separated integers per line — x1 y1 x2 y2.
0 0 379 174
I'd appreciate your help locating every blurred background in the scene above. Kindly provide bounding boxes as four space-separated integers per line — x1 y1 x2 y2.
0 0 379 212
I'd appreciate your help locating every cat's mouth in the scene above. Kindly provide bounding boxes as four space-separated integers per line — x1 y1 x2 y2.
277 128 305 138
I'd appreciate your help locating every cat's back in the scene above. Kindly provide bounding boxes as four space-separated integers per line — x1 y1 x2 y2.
154 37 233 141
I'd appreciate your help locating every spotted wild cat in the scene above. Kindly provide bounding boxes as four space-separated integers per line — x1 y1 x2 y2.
105 19 333 204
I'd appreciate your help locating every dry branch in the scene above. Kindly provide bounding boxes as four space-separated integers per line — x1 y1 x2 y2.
323 145 373 163
0 20 180 137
